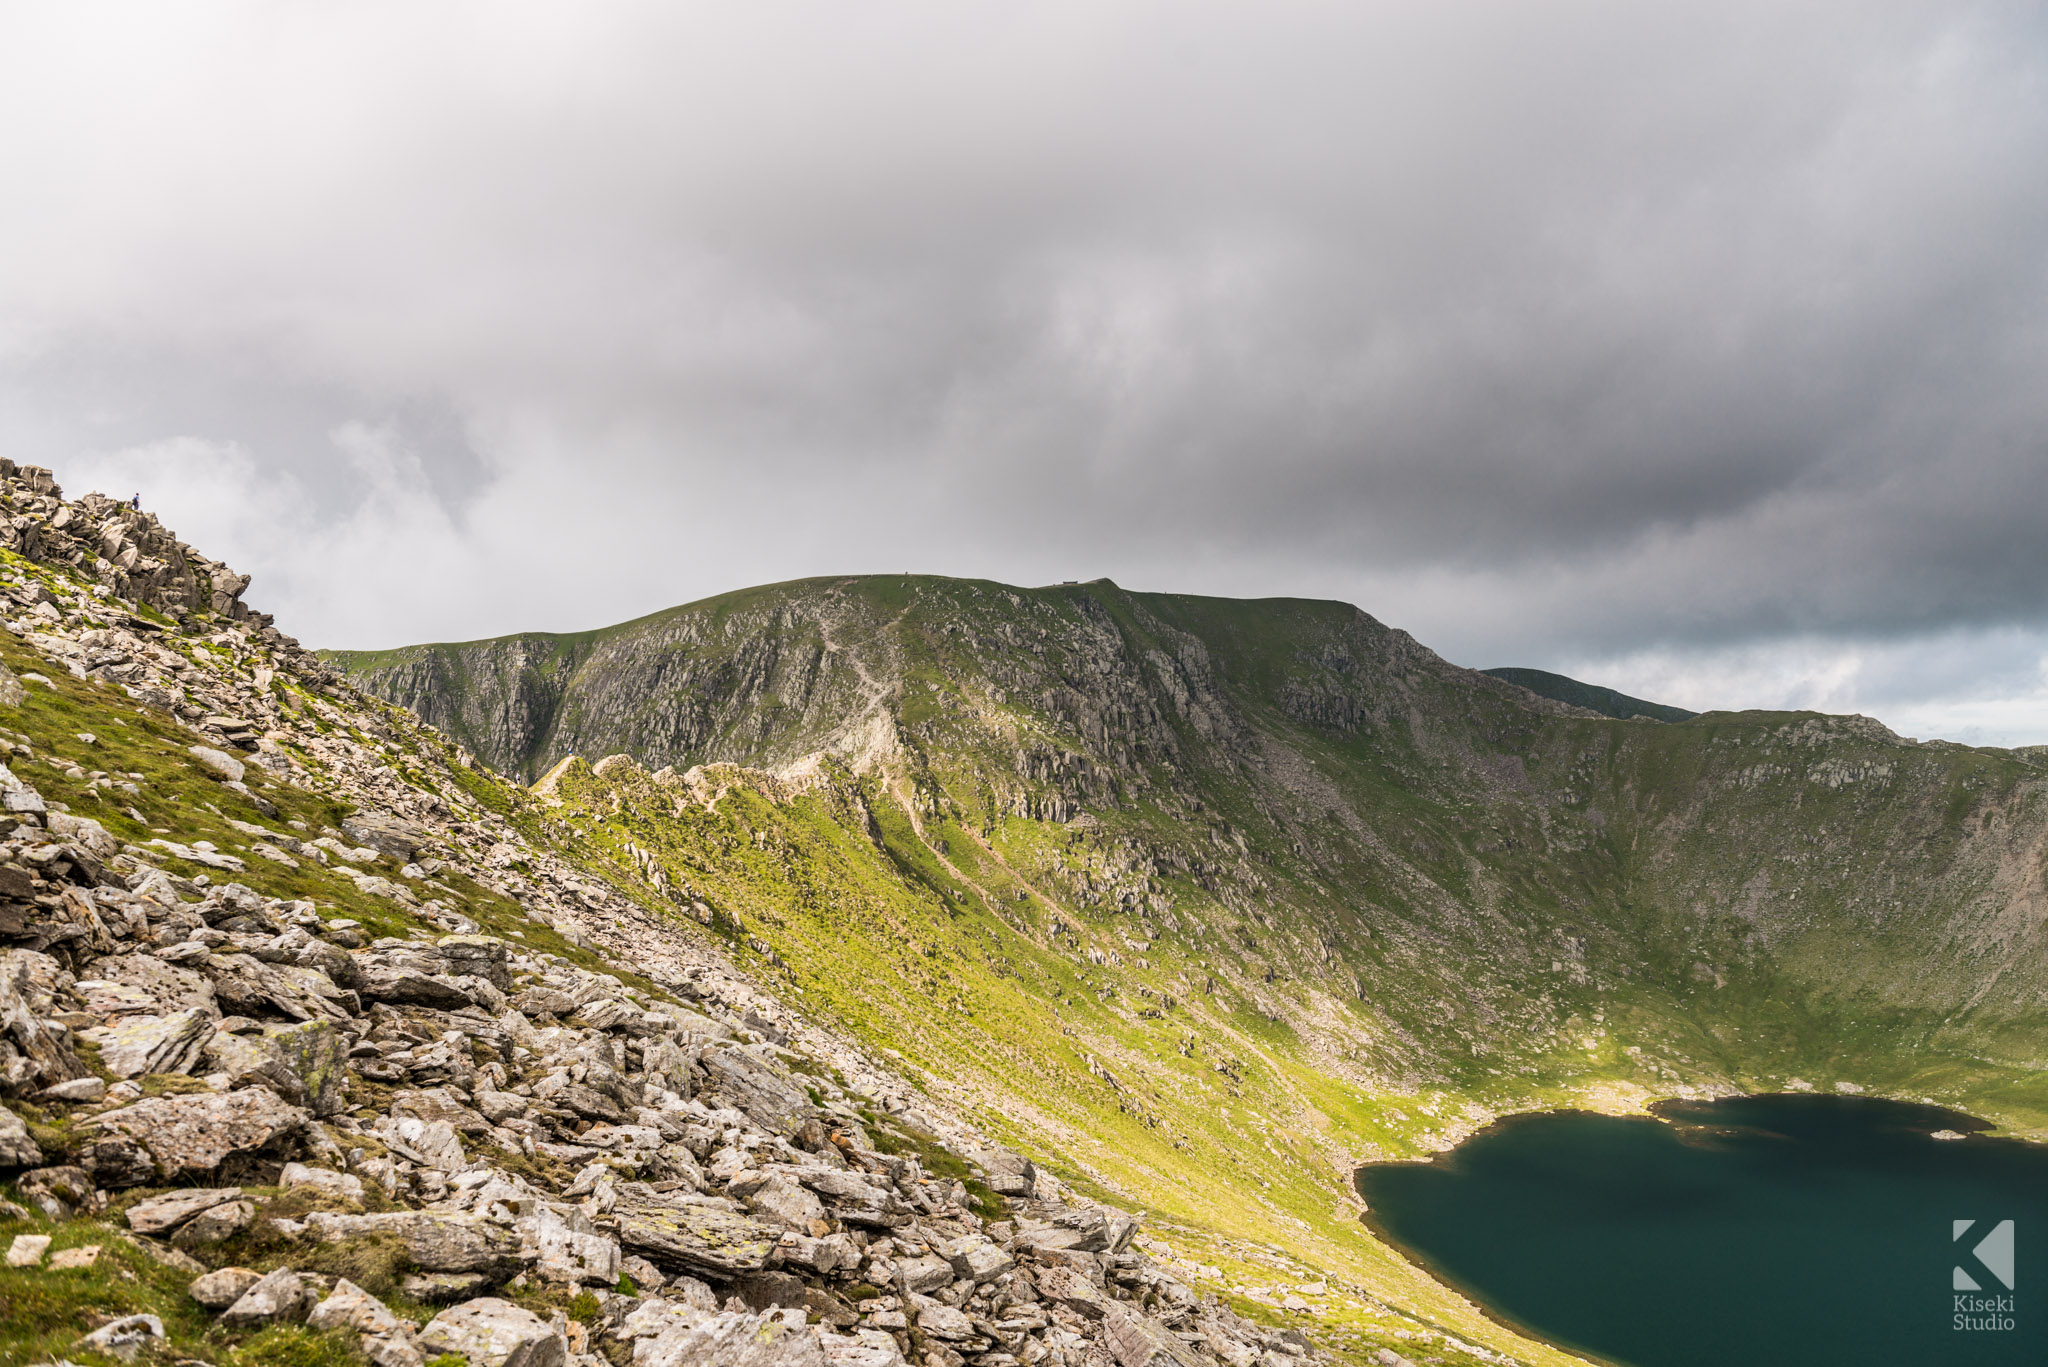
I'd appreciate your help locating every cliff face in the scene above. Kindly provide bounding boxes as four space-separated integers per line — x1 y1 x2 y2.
347 632 592 778
335 586 897 782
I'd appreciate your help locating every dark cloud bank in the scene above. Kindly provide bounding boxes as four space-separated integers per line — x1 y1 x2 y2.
2 1 2046 741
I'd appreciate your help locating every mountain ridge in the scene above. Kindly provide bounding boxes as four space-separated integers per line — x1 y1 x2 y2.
328 575 1617 786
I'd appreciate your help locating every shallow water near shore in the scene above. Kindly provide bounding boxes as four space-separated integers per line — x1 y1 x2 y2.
1354 1094 2048 1367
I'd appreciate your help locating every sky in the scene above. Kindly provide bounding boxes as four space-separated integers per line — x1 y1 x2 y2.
3 3 2047 746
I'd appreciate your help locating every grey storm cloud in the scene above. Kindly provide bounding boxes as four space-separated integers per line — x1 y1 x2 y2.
1 1 2046 737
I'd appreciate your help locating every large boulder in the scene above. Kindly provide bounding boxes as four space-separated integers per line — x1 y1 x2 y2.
389 1087 493 1135
0 1103 41 1167
736 1173 826 1233
341 813 432 863
476 1089 527 1125
203 1018 348 1115
912 1302 975 1342
376 1115 468 1173
291 935 366 992
897 1255 953 1294
778 1232 859 1277
625 1304 827 1367
356 946 478 1011
976 1147 1038 1197
436 935 513 992
124 1186 245 1235
1103 1305 1207 1367
221 1266 315 1327
1036 1264 1108 1319
80 1086 309 1184
84 1009 213 1078
201 953 351 1022
83 953 217 1017
303 1210 523 1277
1013 1223 1105 1255
568 997 653 1033
614 1200 786 1278
416 1297 566 1367
188 1266 263 1310
697 1046 813 1137
792 1168 910 1229
189 745 246 782
48 810 120 858
508 987 577 1018
308 1277 406 1335
938 1233 1012 1284
196 883 278 934
0 949 87 1094
524 1203 621 1286
554 1083 622 1123
271 963 358 1019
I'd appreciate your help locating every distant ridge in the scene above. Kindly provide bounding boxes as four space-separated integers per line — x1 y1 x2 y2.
1484 665 1697 722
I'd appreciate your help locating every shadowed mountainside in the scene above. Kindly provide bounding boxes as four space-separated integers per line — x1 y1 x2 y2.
1481 666 1696 723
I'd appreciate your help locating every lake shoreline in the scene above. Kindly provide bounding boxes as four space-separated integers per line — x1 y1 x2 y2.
1350 1093 2040 1367
1354 1179 1633 1367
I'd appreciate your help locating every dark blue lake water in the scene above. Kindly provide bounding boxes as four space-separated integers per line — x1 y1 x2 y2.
1354 1094 2048 1367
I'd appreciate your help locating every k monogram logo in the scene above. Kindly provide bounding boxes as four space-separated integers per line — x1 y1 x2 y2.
1954 1219 2015 1292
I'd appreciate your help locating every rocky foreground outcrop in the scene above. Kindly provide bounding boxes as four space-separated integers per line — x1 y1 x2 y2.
0 462 1337 1367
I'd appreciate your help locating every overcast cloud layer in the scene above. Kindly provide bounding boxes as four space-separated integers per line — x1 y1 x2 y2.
3 2 2047 744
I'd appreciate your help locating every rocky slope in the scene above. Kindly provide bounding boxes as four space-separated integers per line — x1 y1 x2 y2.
0 465 1429 1367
